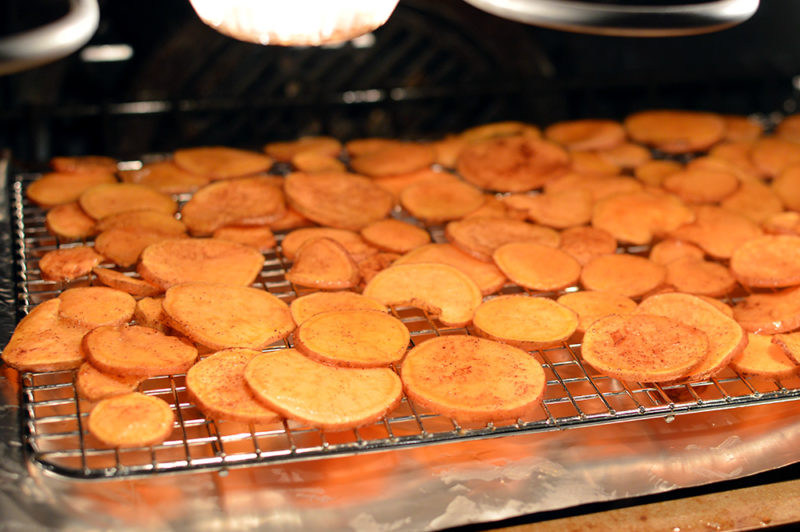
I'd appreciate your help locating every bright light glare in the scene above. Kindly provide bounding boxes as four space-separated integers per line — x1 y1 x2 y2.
80 44 134 62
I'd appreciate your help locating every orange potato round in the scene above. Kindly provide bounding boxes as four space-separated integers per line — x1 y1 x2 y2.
133 297 168 333
94 228 177 268
51 155 118 174
429 135 466 168
556 290 638 333
732 287 800 334
665 257 736 297
355 251 400 285
772 165 800 211
670 205 762 259
373 169 460 203
492 242 581 292
45 202 97 241
359 219 430 254
401 335 546 423
78 183 177 221
722 115 764 142
268 206 314 232
624 110 725 153
76 362 144 402
289 291 387 326
265 136 342 161
772 332 800 365
92 267 163 298
762 211 800 236
634 159 682 187
244 349 402 430
544 119 626 151
709 141 762 175
400 179 485 223
26 172 117 208
730 333 799 379
286 237 360 290
558 226 617 266
568 151 621 176
94 210 187 236
750 137 800 177
512 189 594 229
730 235 800 288
344 138 405 157
350 142 435 177
212 226 276 253
661 169 739 204
118 160 210 194
649 238 705 265
591 190 694 245
291 151 346 173
58 286 136 328
545 174 643 202
473 295 578 349
87 392 174 448
459 121 541 142
280 227 375 261
595 142 651 170
720 181 783 224
580 254 666 298
173 146 273 179
39 246 104 281
688 154 762 184
446 217 560 263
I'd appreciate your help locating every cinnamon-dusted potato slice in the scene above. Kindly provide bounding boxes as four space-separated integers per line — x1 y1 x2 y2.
722 115 763 142
732 287 800 334
363 263 481 327
509 189 593 229
26 172 117 208
473 295 578 350
212 226 276 253
281 227 376 261
400 179 485 223
624 110 725 153
295 310 409 367
720 181 783 224
634 160 682 187
544 119 626 151
84 324 198 376
556 290 638 333
290 291 388 326
163 283 293 350
79 183 177 221
95 210 187 235
134 297 168 333
772 332 800 365
649 238 705 265
87 393 174 448
661 168 739 204
670 205 762 259
595 142 651 170
92 267 162 298
286 237 360 290
698 296 734 318
291 151 346 173
355 252 400 285
591 190 694 245
244 349 402 430
582 314 708 382
493 242 581 292
284 171 393 230
637 292 746 382
138 238 264 289
730 235 800 288
460 121 541 142
265 136 342 161
39 246 104 281
359 219 430 254
750 137 800 177
118 160 210 194
446 217 560 262
558 226 617 266
51 155 118 174
76 362 144 402
58 286 136 328
95 228 179 268
180 177 286 236
456 136 570 192
393 243 507 296
350 142 435 177
665 257 736 297
186 349 281 423
730 333 799 378
545 174 643 202
45 202 97 241
401 335 546 423
1 299 90 372
581 254 666 298
173 146 273 179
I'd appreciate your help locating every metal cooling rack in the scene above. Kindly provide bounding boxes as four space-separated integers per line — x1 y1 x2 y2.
11 172 800 480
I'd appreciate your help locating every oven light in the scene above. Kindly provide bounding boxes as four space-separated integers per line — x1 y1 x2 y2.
187 0 399 46
79 44 134 63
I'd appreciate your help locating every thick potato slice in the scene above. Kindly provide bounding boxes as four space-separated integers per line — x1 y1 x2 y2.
285 237 360 290
637 293 747 382
580 254 666 298
79 183 177 220
1 299 90 372
26 172 117 208
670 205 762 259
51 155 118 173
544 119 626 151
665 257 736 297
45 202 97 241
556 290 638 333
173 146 273 179
592 190 694 245
94 228 179 267
732 287 800 334
118 160 209 194
401 335 546 423
84 324 198 376
363 263 482 327
493 242 581 292
39 246 104 281
244 349 402 430
281 227 376 261
134 297 168 333
212 226 276 253
95 210 187 236
138 238 264 289
350 142 435 177
87 392 174 448
446 217 560 263
265 136 342 161
93 267 162 298
290 291 387 326
730 333 799 379
58 286 136 328
649 238 705 265
400 179 485 223
624 110 725 153
295 310 409 367
76 362 144 402
186 349 281 423
730 235 800 288
581 314 709 383
473 295 578 350
558 226 617 266
661 168 739 204
163 283 294 351
360 219 430 254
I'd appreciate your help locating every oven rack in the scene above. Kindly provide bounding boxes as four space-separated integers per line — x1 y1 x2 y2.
11 173 800 480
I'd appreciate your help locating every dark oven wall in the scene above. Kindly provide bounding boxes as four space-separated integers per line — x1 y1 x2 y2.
1 0 800 165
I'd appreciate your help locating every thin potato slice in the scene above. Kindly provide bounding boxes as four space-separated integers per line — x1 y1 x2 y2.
291 151 346 173
730 235 800 288
400 179 485 223
95 210 187 235
634 160 682 187
624 110 725 153
698 296 735 318
345 138 405 157
511 189 594 229
295 310 409 367
39 246 104 281
446 217 560 262
350 142 435 177
772 332 800 365
581 314 709 383
363 263 481 327
290 291 387 326
581 254 666 298
76 362 144 402
163 283 294 350
732 287 800 334
772 165 800 211
286 237 360 290
58 286 136 328
636 292 746 382
722 115 763 142
45 202 97 241
268 206 314 232
493 242 581 292
79 183 177 221
138 238 264 289
720 181 783 225
173 146 273 179
665 257 736 297
51 155 117 173
94 228 178 267
595 142 651 170
84 325 198 376
265 136 342 161
373 169 459 201
544 119 626 151
688 155 762 185
568 151 621 176
119 160 210 194
467 195 518 220
212 226 276 253
401 335 546 423
558 226 617 266
649 238 705 265
762 211 800 236
556 290 638 333
355 251 400 285
87 393 174 448
359 219 430 254
592 190 694 245
186 349 281 423
134 297 168 333
430 135 466 168
545 174 643 202
750 137 800 177
661 169 739 204
244 349 402 430
93 267 163 298
1 299 90 372
473 295 578 349
26 172 117 208
776 114 800 143
280 227 375 261
670 205 762 259
730 333 798 378
460 121 540 142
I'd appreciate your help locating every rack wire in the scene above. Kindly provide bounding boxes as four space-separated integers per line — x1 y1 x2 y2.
11 171 800 480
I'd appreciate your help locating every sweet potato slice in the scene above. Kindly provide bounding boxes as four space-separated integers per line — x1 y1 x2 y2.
762 211 800 236
722 115 763 142
280 227 376 261
264 136 342 161
359 219 430 254
493 242 581 292
446 217 560 262
750 137 800 177
173 146 273 179
460 121 541 142
244 349 402 430
393 243 507 296
1 299 90 372
776 114 800 143
661 168 739 204
372 168 459 202
772 332 800 365
118 160 209 194
290 291 388 326
729 333 799 378
58 286 136 328
772 165 800 211
295 310 409 367
45 202 97 241
649 238 705 265
212 226 276 253
79 183 177 221
268 206 314 232
401 335 546 423
636 292 746 382
39 246 104 281
186 349 281 423
285 237 360 290
26 172 117 208
87 392 174 448
291 151 346 173
76 362 144 402
581 314 709 383
93 267 162 298
665 257 737 297
400 179 485 223
350 142 435 177
545 174 642 202
732 287 800 334
163 283 294 350
544 119 626 151
558 226 617 266
720 181 783 226
624 110 725 153
670 205 762 259
95 228 179 268
581 254 666 298
556 291 638 333
510 189 593 229
634 160 682 187
591 190 694 245
473 295 578 350
134 297 168 333
730 235 800 288
363 263 482 327
94 210 187 236
51 155 118 174
344 138 404 157
138 238 264 289
595 142 651 170
430 135 466 168
355 252 400 286
688 154 762 185
568 151 621 176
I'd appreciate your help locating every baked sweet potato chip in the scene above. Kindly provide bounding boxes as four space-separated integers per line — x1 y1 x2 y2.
58 286 136 328
93 267 162 298
45 202 97 241
558 226 617 266
750 137 800 177
722 115 763 142
173 146 273 180
568 151 621 176
76 362 144 402
721 181 783 224
772 332 800 365
285 237 360 290
649 238 705 265
87 392 174 448
459 121 540 142
730 235 800 288
289 291 387 326
280 227 376 261
544 119 626 151
39 246 104 281
26 172 117 208
446 217 560 262
94 210 187 236
473 295 578 350
624 110 725 153
591 190 694 245
762 211 800 236
350 142 435 177
79 183 177 221
94 228 178 267
118 160 210 194
400 178 485 223
133 297 168 333
732 287 800 334
595 142 651 170
670 205 762 259
493 242 581 292
633 160 682 187
580 254 665 298
359 219 430 254
664 257 736 297
372 168 459 202
507 189 593 229
212 226 276 253
730 333 799 379
51 155 118 174
556 290 638 333
545 174 643 202
291 151 346 173
265 136 342 161
661 168 739 204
